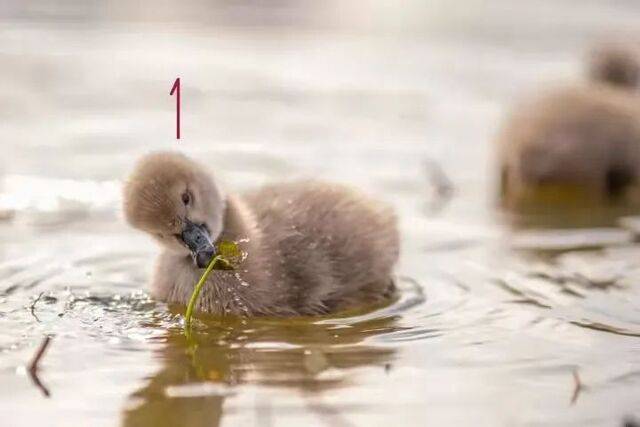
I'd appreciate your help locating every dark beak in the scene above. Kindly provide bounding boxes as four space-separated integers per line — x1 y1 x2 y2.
181 220 215 268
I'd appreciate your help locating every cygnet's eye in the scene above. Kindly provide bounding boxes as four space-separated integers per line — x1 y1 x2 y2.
181 190 192 206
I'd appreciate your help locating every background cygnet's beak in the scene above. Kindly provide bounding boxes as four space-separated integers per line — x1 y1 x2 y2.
181 220 216 268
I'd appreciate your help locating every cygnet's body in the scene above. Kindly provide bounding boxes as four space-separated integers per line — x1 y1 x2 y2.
498 43 640 206
124 152 399 316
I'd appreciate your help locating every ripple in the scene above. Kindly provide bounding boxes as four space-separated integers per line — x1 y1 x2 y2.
509 228 634 251
569 320 640 338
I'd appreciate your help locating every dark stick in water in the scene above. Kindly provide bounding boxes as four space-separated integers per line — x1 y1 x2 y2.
28 336 52 397
570 369 584 405
29 292 44 322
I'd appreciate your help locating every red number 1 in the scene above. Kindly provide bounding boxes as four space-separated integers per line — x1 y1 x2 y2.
170 78 181 139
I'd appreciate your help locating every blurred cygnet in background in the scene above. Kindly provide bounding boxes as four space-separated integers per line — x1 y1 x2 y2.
497 41 640 210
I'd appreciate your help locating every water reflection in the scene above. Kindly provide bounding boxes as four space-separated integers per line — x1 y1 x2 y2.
499 183 640 230
122 311 402 427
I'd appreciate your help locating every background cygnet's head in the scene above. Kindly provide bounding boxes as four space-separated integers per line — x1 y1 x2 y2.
123 152 225 268
588 42 640 89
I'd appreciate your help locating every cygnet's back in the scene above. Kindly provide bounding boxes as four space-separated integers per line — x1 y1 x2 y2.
243 181 399 313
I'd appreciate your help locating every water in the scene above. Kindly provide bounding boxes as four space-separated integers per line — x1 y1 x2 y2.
1 1 640 426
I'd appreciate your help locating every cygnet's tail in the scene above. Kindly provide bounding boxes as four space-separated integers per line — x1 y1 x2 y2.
587 42 640 89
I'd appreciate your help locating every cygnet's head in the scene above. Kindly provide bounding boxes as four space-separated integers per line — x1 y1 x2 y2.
123 152 225 268
588 42 640 89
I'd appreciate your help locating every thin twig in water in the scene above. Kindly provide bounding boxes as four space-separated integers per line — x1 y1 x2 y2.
28 336 52 398
570 369 584 405
29 292 44 322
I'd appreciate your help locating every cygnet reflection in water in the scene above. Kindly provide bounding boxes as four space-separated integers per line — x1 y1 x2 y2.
121 313 402 427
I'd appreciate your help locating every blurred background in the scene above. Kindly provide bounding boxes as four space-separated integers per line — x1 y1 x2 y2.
1 1 640 426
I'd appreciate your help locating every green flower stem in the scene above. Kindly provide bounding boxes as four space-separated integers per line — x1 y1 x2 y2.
184 255 223 331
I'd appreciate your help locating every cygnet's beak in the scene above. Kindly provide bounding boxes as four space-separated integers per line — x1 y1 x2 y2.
181 220 215 268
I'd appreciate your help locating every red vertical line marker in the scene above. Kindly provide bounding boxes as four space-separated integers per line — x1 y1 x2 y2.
170 78 181 139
